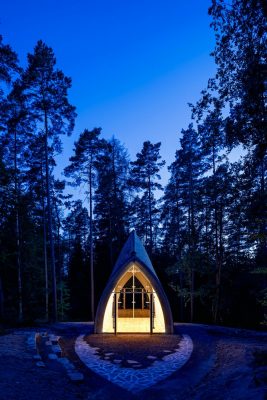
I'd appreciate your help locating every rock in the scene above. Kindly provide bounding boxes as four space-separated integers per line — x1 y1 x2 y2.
36 361 45 367
58 358 75 370
147 355 157 359
48 353 58 360
27 335 36 349
68 372 84 381
52 344 61 353
58 357 70 365
49 335 59 341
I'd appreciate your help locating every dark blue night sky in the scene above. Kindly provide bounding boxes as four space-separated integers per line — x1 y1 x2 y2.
1 0 215 177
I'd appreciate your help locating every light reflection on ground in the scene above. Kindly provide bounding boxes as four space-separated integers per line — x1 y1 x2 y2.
75 334 193 392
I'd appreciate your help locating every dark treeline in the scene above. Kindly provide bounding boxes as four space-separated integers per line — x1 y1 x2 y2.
0 0 266 328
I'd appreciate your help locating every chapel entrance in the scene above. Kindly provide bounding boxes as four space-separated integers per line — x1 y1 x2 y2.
118 277 150 317
113 265 154 333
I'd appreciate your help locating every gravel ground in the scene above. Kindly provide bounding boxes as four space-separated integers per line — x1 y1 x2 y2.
0 331 88 400
0 323 266 400
191 340 266 400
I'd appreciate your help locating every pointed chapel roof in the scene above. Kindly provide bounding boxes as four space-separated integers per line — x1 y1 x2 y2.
111 230 156 277
95 229 173 333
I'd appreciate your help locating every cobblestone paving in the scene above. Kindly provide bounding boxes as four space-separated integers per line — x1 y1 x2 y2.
75 334 193 393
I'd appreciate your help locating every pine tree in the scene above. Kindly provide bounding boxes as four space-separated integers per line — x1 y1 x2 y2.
0 34 20 88
64 128 104 320
63 201 90 320
25 132 50 320
94 137 130 272
6 82 32 322
21 41 76 321
166 125 204 321
0 36 21 321
130 141 165 252
209 0 267 265
197 99 227 322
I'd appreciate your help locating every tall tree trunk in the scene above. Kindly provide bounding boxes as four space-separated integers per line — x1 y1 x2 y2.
215 203 224 324
205 189 210 254
41 161 49 321
260 156 266 250
175 182 184 321
108 203 113 268
89 161 94 321
189 149 195 323
43 208 49 321
14 129 23 322
55 205 62 320
148 175 153 253
179 271 184 321
0 276 4 321
111 142 121 244
212 143 220 323
190 268 194 323
214 199 220 323
44 110 57 322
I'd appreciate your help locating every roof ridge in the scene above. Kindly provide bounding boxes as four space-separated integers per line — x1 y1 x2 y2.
111 230 156 277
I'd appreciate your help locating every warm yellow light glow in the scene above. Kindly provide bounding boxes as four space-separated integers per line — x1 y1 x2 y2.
117 318 150 332
153 291 165 333
101 262 166 333
102 289 115 333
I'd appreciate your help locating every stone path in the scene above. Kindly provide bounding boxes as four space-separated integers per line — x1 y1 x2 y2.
75 334 193 392
37 331 85 382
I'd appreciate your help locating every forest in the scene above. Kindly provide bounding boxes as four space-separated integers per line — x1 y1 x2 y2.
0 0 266 329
